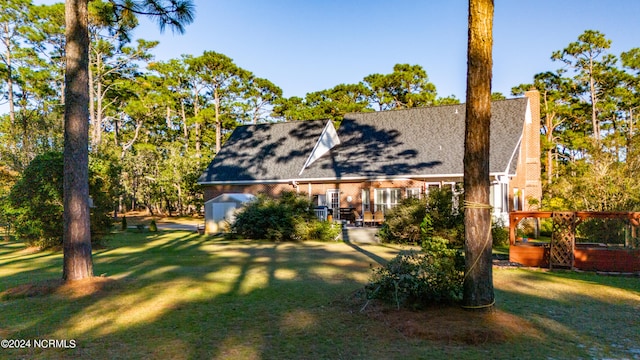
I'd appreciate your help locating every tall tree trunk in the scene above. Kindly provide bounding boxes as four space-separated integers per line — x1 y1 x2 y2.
2 24 15 126
181 100 188 149
542 92 555 185
89 63 96 147
463 0 494 310
63 0 93 282
176 182 184 215
214 87 221 153
194 93 201 157
629 107 635 157
90 62 105 149
547 145 553 185
588 60 600 142
96 76 103 148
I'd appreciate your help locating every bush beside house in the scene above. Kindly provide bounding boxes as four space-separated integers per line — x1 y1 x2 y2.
379 187 464 246
230 192 340 241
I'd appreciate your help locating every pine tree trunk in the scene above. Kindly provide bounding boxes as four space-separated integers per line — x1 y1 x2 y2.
2 25 15 126
463 0 494 310
214 88 221 153
63 0 93 282
181 101 188 149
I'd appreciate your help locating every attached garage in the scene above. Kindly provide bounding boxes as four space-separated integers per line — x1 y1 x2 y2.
204 193 255 234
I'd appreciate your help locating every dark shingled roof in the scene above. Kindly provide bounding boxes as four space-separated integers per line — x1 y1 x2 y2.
198 97 529 184
198 120 326 183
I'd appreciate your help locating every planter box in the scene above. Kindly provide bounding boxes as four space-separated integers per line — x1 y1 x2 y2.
509 243 549 267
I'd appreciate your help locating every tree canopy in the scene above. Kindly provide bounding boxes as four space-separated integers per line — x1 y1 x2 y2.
514 30 640 212
1 1 639 251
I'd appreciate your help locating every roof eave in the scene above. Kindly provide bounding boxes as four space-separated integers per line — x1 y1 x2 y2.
199 171 515 186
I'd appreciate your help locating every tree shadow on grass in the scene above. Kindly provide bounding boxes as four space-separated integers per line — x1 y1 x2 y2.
0 232 399 358
341 239 388 266
2 233 640 359
492 269 640 359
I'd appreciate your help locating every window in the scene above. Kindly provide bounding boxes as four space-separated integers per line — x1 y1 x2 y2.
406 188 421 199
513 188 522 211
361 189 370 212
425 182 461 213
425 182 457 193
374 188 401 212
426 183 441 194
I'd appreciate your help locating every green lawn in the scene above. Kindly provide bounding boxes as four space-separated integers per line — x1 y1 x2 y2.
1 231 639 359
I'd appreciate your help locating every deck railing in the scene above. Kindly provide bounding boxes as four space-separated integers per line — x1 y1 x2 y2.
508 211 640 271
509 211 640 247
314 207 328 222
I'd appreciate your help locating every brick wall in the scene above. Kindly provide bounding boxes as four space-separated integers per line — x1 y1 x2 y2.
204 178 434 216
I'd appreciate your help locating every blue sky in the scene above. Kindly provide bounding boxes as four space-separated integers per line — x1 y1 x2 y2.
34 0 640 100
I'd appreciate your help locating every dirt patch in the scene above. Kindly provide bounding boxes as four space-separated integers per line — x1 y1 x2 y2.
369 304 540 345
1 279 62 299
1 276 119 300
342 292 541 345
54 277 119 299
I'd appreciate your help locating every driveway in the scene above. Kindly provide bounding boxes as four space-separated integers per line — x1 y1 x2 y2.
156 223 201 231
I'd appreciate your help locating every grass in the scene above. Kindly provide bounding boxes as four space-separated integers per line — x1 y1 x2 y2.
1 230 640 359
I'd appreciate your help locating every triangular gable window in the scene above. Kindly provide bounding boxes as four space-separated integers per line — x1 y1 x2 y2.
299 120 340 175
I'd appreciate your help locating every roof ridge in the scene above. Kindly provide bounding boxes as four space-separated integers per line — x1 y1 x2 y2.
233 118 328 129
343 96 527 117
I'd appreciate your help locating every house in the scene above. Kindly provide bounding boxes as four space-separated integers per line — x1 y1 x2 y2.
198 90 541 234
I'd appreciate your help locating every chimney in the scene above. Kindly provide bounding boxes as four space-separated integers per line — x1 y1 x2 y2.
522 90 542 209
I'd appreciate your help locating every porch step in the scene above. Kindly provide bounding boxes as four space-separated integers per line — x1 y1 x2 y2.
340 226 380 244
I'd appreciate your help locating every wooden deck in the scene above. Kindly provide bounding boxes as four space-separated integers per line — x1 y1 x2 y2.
509 211 640 272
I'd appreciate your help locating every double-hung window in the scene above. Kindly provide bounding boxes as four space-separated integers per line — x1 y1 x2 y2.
374 188 401 212
406 188 421 199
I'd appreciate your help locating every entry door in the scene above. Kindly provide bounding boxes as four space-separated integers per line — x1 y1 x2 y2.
327 190 340 219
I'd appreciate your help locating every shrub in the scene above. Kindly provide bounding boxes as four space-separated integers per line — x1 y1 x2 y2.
539 218 553 237
305 220 342 241
426 187 465 246
8 152 112 249
426 186 463 230
231 192 334 241
378 187 464 245
121 216 127 231
365 236 464 309
378 197 426 244
149 220 158 232
491 218 509 247
8 152 63 248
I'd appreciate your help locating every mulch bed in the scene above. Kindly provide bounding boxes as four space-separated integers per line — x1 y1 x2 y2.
339 288 541 345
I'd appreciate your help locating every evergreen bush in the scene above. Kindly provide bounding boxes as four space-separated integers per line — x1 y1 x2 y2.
366 236 464 309
378 187 464 245
378 197 426 244
231 192 338 241
491 218 509 247
8 152 112 249
149 220 158 232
